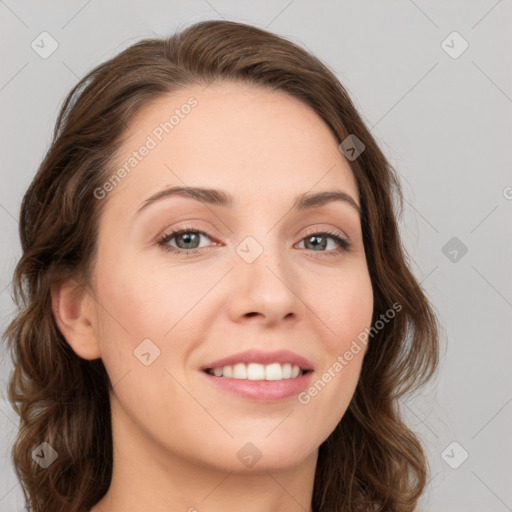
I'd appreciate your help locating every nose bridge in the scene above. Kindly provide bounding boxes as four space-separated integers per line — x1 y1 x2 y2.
229 229 300 321
235 227 287 278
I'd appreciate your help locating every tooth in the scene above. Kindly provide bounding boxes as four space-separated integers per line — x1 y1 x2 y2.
247 363 265 380
265 363 283 380
232 363 247 379
282 363 292 379
208 362 307 380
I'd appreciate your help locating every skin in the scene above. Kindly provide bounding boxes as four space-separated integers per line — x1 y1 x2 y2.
53 81 374 512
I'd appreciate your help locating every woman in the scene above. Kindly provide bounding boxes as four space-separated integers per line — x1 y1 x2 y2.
3 19 439 512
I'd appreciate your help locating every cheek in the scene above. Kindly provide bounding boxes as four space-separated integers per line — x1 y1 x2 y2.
90 249 164 380
91 247 216 385
309 261 374 345
298 263 372 427
93 247 183 337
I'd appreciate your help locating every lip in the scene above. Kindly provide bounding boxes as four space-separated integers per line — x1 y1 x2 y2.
200 349 315 372
200 369 314 401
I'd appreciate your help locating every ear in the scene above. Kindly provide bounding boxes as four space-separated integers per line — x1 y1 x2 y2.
51 279 101 360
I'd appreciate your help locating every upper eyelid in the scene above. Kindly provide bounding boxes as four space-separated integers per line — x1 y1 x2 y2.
158 226 350 245
151 207 356 234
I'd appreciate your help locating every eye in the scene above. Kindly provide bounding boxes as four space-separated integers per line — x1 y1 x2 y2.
158 226 216 256
296 230 352 257
157 227 352 257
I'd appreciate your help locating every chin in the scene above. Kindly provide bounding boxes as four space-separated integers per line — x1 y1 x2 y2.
198 436 317 473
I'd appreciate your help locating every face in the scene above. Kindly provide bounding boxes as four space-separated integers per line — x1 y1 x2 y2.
84 81 373 472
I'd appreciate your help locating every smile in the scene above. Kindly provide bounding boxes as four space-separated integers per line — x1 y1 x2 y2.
203 362 310 380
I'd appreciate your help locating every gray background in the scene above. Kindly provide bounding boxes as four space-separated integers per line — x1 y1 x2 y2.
0 1 511 511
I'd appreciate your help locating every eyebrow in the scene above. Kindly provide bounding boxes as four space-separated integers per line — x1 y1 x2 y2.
135 186 361 217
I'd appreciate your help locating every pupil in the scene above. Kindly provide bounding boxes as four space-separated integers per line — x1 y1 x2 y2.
307 235 326 251
179 232 199 249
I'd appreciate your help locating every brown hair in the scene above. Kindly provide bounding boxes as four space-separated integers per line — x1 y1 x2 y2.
3 19 439 512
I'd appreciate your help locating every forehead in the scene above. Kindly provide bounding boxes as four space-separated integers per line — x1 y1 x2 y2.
104 80 359 216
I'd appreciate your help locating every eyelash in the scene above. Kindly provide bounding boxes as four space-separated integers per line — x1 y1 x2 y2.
157 225 352 258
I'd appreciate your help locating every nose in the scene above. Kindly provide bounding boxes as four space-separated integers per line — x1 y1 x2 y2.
225 237 303 327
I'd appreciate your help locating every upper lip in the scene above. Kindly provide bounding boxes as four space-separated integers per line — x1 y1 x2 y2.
200 349 314 371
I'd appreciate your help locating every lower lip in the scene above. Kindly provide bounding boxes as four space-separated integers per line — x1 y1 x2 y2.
200 370 314 401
